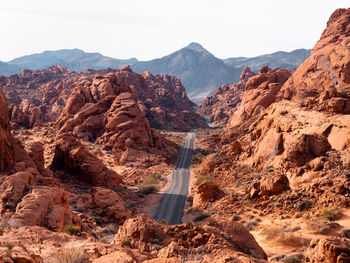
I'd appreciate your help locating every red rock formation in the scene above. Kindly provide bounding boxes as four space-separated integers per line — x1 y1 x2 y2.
0 88 14 171
279 8 350 113
199 67 255 124
230 67 291 126
90 187 132 224
306 238 350 262
114 214 267 261
0 172 34 213
51 134 121 186
1 65 206 131
56 72 178 166
8 187 72 231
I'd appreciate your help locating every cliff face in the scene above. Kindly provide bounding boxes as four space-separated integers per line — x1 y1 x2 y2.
279 8 350 114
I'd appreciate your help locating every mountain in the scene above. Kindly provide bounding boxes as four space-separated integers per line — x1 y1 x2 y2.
0 45 310 104
7 49 138 73
0 61 22 76
224 49 310 72
131 42 242 103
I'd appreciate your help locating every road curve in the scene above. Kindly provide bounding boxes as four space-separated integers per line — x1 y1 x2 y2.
154 132 195 225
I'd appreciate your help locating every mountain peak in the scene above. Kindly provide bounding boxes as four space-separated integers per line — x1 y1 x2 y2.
185 42 207 52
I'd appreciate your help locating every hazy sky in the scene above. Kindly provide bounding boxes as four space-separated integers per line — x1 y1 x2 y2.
0 0 349 62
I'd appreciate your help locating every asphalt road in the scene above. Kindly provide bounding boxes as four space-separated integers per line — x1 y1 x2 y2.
154 132 195 225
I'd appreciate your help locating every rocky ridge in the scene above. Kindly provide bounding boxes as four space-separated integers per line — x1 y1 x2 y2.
193 8 350 261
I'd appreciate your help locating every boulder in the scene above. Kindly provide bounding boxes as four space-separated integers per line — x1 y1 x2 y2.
195 181 224 203
260 173 289 196
285 134 331 167
51 135 121 187
305 238 350 263
9 187 72 231
90 187 132 224
0 172 34 213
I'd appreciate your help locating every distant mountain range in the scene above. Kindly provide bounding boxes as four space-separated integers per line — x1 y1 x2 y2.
0 43 310 104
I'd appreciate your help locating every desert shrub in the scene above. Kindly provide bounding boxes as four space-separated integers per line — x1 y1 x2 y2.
121 240 131 247
260 225 305 247
192 148 211 165
137 173 162 195
320 207 342 221
63 225 81 236
195 174 215 185
49 248 89 263
138 185 157 195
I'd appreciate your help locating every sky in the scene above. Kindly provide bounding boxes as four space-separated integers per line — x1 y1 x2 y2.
0 0 349 62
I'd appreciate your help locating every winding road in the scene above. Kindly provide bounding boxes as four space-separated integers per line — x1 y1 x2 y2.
154 132 195 225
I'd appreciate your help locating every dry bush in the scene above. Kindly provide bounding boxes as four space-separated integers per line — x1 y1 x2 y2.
319 207 342 221
63 225 81 236
260 225 305 247
195 174 215 186
137 173 162 195
49 248 89 263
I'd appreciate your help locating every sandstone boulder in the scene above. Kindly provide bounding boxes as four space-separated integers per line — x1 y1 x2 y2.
305 238 350 263
259 173 289 196
195 181 224 203
9 187 71 231
51 135 121 187
113 215 164 253
230 68 291 126
285 134 331 167
0 172 34 213
199 67 255 124
90 187 132 224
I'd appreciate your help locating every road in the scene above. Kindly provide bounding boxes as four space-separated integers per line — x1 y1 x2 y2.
154 132 195 225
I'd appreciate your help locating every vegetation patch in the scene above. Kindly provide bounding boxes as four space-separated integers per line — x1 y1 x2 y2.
319 207 342 221
192 148 212 165
121 240 131 247
260 225 305 247
50 247 89 263
63 225 81 236
195 174 215 186
137 173 162 195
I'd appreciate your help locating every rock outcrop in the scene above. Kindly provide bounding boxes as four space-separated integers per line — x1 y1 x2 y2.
230 67 291 126
0 88 14 171
199 67 255 124
114 214 267 262
279 8 350 114
8 187 72 231
56 70 178 166
90 187 132 224
51 135 121 186
1 65 206 131
306 238 350 263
